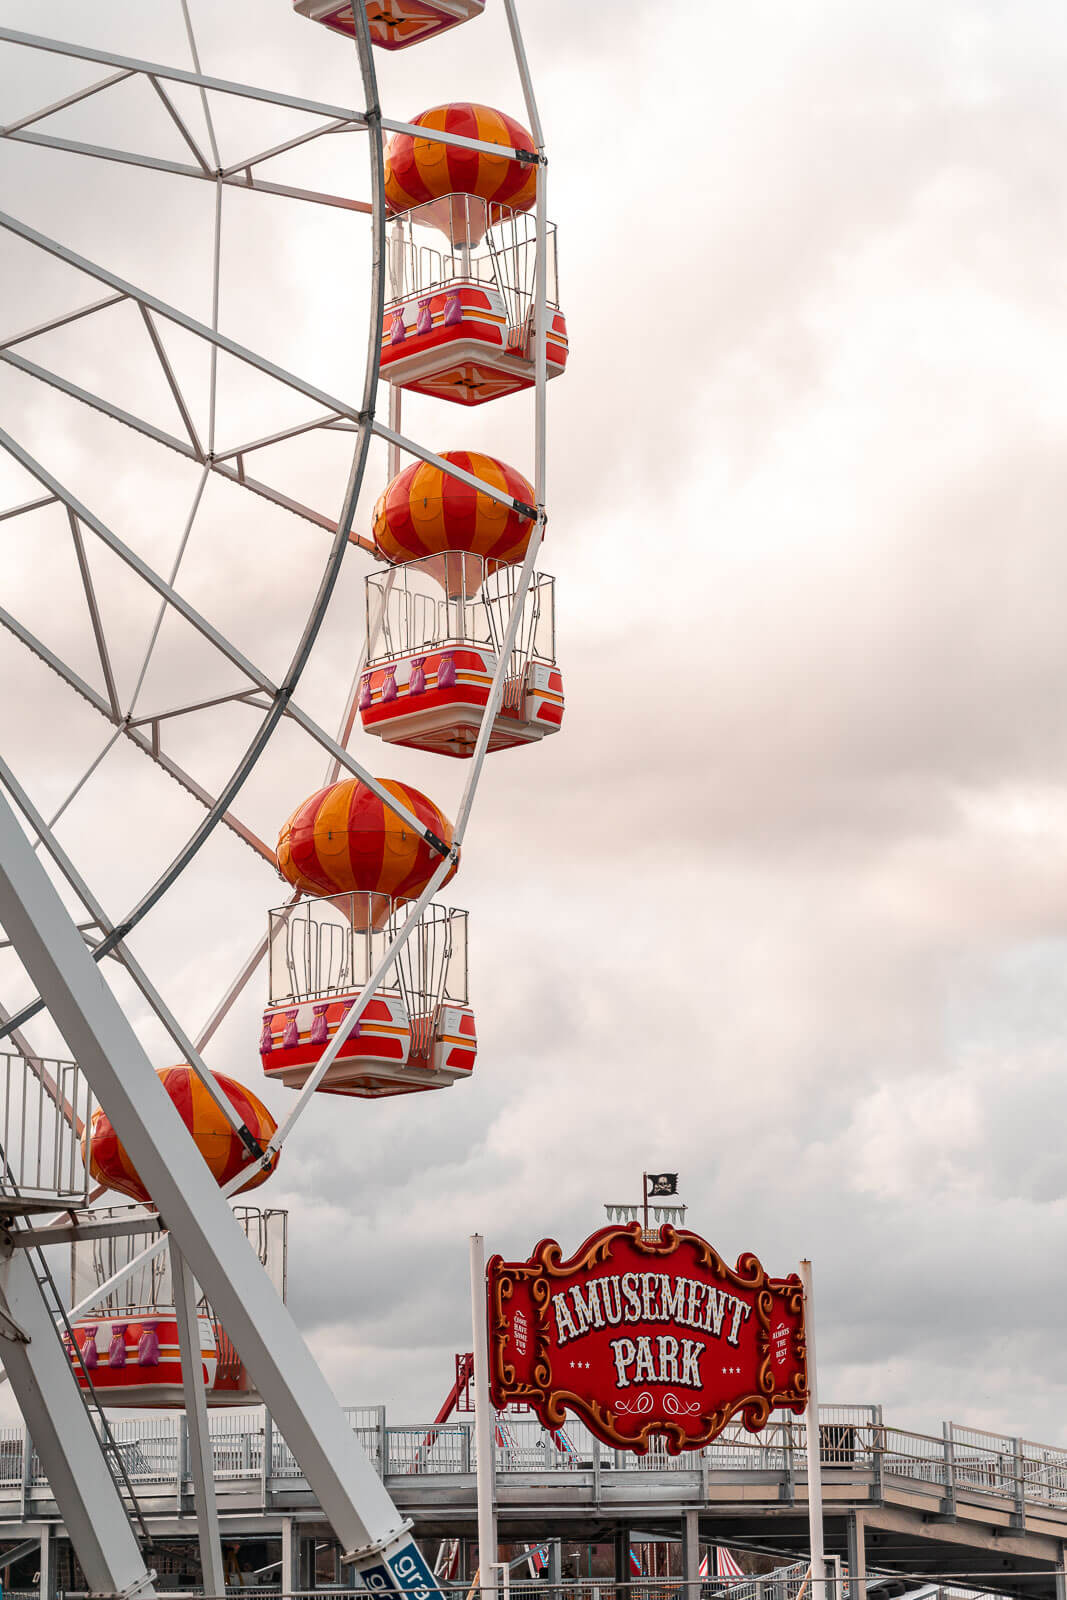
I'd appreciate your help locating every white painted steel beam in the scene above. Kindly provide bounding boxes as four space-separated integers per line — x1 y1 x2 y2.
1 343 370 541
0 431 432 846
0 1245 154 1596
0 598 274 861
145 75 211 173
1 293 126 350
0 29 372 127
171 1243 225 1598
0 30 540 163
0 210 367 420
0 784 431 1584
0 753 262 1144
3 128 371 213
0 68 134 136
0 347 199 461
0 494 56 523
470 1233 498 1600
801 1259 827 1600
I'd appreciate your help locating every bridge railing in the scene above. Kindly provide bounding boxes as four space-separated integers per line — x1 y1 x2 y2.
9 1403 1067 1516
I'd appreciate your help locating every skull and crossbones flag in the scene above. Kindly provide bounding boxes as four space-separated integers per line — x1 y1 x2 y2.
647 1172 679 1196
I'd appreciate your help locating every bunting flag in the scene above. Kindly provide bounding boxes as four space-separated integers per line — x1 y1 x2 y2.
605 1203 687 1225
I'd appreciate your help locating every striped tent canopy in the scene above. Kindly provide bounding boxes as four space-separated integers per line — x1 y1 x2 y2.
384 103 537 236
373 451 537 569
277 777 458 927
86 1067 278 1206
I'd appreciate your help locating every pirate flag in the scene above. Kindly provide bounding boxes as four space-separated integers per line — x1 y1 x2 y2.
647 1173 678 1196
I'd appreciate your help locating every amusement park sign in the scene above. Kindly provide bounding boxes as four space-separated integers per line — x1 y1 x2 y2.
487 1224 807 1454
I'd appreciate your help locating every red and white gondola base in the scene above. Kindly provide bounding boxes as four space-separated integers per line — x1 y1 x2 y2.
66 1313 255 1407
293 0 485 50
381 286 568 406
260 994 476 1098
359 648 564 757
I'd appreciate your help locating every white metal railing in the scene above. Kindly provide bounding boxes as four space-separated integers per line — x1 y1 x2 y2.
365 558 555 737
367 556 556 677
10 1403 1067 1519
0 1052 93 1205
268 894 468 1013
70 1205 288 1315
386 195 560 336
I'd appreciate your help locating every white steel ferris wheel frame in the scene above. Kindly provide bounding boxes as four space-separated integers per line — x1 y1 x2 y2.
0 2 552 1596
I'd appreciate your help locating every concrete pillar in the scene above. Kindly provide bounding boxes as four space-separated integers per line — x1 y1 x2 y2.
681 1512 701 1600
38 1524 53 1600
282 1517 297 1595
1055 1543 1066 1600
846 1513 866 1600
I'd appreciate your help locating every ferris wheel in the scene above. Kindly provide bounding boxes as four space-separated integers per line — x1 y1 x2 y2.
0 1 564 1595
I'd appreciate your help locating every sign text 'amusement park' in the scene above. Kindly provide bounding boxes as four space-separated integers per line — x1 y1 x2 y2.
487 1224 807 1454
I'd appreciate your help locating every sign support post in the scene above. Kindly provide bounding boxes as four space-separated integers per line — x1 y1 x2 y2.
800 1259 827 1600
470 1233 498 1600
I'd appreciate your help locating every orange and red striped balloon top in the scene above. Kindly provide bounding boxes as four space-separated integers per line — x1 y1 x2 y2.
385 103 537 216
277 778 458 902
374 452 536 566
86 1067 278 1206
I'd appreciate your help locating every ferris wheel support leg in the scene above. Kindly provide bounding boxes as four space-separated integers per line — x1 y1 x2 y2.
0 785 446 1600
170 1242 225 1599
0 1245 154 1597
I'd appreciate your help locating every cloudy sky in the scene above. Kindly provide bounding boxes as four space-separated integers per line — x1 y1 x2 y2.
2 0 1067 1449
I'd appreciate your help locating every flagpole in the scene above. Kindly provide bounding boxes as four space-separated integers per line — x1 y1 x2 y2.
800 1259 827 1600
470 1233 498 1600
642 1172 649 1235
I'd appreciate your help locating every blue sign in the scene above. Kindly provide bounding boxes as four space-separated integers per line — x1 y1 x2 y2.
359 1541 442 1600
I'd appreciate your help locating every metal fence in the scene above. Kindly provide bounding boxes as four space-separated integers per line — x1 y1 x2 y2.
0 1052 92 1206
7 1404 1067 1519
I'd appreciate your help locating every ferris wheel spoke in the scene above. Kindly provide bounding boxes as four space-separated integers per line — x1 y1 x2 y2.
0 28 372 135
0 601 274 862
0 753 264 1148
213 410 346 463
1 293 127 354
67 510 122 722
0 209 367 420
137 306 205 459
221 117 354 181
1 67 136 138
124 464 212 722
1 346 368 540
126 689 271 730
0 437 437 844
177 0 221 172
0 425 276 694
3 127 370 213
0 494 57 524
145 74 212 175
0 346 201 462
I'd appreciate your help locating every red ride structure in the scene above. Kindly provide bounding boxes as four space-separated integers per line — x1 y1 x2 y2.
294 0 485 51
362 452 564 755
381 105 568 405
262 778 476 1098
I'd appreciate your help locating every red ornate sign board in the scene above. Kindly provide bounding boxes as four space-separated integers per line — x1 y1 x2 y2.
487 1223 807 1455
